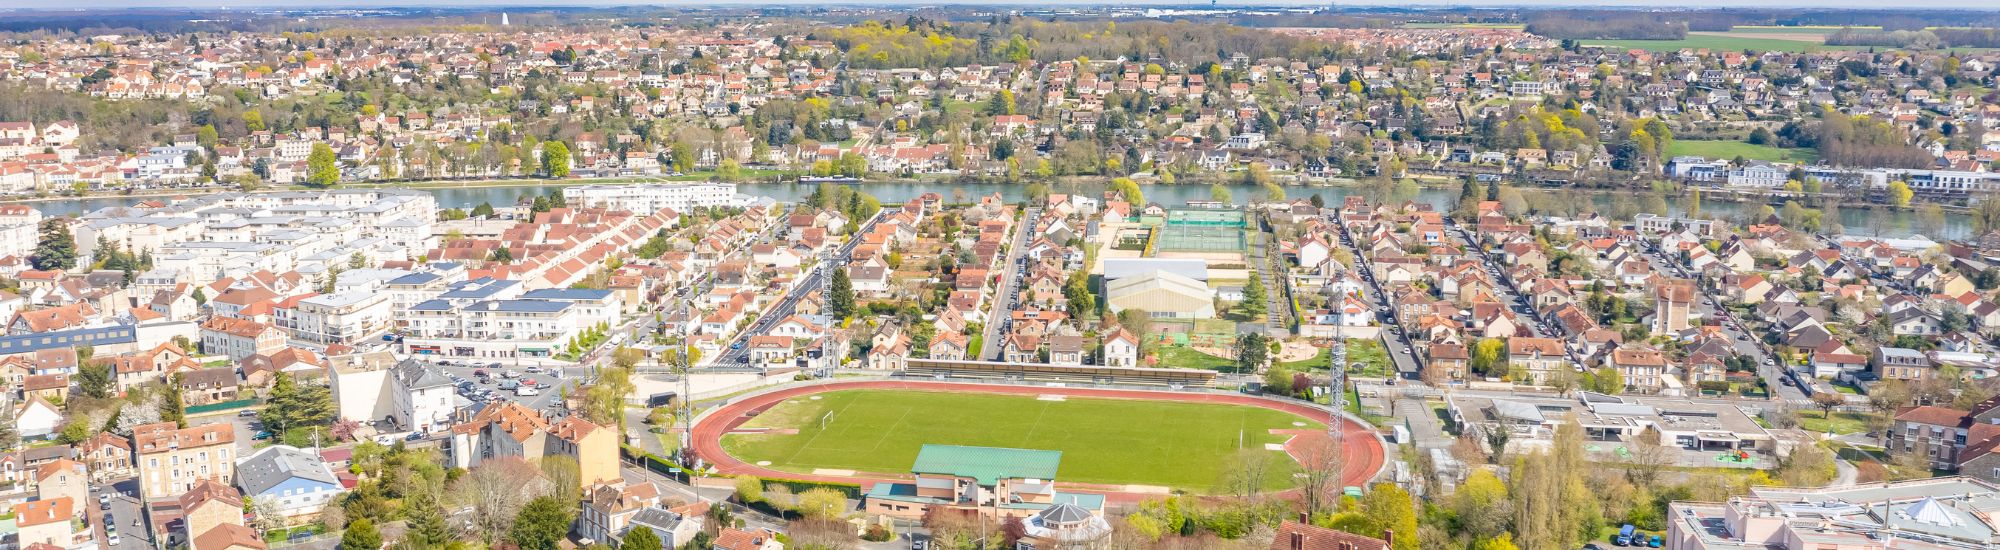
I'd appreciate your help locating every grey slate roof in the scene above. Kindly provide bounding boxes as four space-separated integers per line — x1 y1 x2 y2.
393 360 454 390
235 445 340 496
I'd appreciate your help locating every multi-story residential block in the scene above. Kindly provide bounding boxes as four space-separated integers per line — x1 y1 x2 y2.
289 290 391 346
399 298 580 360
561 183 743 213
448 401 619 489
132 421 236 500
199 316 286 360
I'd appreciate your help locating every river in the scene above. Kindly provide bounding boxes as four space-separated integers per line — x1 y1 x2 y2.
9 180 1968 240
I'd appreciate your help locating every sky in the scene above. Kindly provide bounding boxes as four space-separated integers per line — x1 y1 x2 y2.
4 0 1999 9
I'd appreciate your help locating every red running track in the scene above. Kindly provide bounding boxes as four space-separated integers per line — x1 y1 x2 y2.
687 379 1387 501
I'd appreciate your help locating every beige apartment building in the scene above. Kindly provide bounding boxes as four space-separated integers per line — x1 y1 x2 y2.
132 421 236 500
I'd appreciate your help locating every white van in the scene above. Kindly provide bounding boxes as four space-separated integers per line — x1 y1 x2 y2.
516 386 540 396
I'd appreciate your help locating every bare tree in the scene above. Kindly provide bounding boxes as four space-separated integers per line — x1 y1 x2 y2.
450 457 547 543
1626 427 1674 485
1215 448 1273 501
788 519 858 550
1293 436 1346 520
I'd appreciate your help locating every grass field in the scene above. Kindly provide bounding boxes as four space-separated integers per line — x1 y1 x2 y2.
1156 346 1237 371
1666 140 1820 163
721 389 1322 490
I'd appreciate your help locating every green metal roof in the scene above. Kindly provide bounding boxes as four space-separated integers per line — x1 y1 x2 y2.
910 444 1062 485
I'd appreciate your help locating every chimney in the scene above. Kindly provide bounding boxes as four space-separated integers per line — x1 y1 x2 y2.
1382 529 1395 548
1298 512 1310 524
1290 531 1304 550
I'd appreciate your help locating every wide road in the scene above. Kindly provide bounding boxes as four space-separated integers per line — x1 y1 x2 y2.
687 379 1388 503
978 207 1039 360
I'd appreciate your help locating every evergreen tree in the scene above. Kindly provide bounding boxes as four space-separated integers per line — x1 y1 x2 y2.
30 218 77 271
830 267 855 320
160 374 187 428
340 518 382 550
471 202 495 218
404 492 452 548
261 373 333 435
508 496 574 550
622 526 663 550
77 362 112 399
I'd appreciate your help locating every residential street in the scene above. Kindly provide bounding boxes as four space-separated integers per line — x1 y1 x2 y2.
979 206 1039 360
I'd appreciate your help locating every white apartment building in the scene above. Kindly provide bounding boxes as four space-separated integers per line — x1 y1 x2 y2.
562 183 742 213
290 291 392 346
400 299 580 359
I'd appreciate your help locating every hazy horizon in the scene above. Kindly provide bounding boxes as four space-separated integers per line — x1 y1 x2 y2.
6 0 2000 10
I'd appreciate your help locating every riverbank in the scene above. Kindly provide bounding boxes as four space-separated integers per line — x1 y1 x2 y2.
3 174 1971 240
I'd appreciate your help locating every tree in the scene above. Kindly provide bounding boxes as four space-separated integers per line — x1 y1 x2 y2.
471 202 496 218
1352 483 1419 550
1887 181 1913 207
1235 333 1269 373
1295 436 1346 520
1453 470 1512 539
538 454 581 501
1811 391 1846 424
796 487 849 520
622 526 663 550
487 247 513 263
307 143 340 187
1109 177 1143 205
1240 274 1268 318
508 496 575 550
717 158 743 181
1591 367 1624 394
76 362 112 399
1263 367 1295 396
829 267 855 320
340 517 382 550
541 141 572 178
454 458 545 544
1210 184 1232 204
261 373 333 435
30 218 77 271
403 491 452 549
160 373 187 427
1470 338 1506 375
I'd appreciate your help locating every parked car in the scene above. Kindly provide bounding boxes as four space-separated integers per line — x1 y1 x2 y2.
516 386 540 397
502 370 521 379
1614 525 1637 546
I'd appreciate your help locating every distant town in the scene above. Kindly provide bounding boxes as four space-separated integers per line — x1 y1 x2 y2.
1 4 2000 550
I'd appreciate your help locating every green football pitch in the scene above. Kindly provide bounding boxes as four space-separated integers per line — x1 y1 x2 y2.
720 389 1323 491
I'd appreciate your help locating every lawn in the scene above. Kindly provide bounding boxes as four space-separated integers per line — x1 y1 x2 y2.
1665 139 1820 163
1799 410 1873 435
722 389 1322 490
1157 345 1238 371
1280 347 1330 371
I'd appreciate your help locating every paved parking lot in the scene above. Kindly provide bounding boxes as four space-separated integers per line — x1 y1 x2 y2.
417 358 593 418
